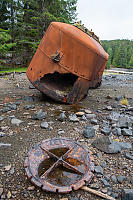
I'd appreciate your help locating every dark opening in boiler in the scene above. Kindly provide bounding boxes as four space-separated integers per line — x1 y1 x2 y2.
40 72 78 96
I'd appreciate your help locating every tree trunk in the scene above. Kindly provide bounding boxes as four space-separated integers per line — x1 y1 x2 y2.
10 0 15 65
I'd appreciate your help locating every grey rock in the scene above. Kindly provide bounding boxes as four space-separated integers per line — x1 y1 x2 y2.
40 122 48 129
58 130 65 134
97 152 102 158
101 188 108 194
102 120 110 126
111 175 117 184
100 162 107 168
93 125 99 131
0 188 3 196
32 109 46 120
94 166 103 175
46 103 50 106
0 132 6 137
69 114 79 122
115 96 122 101
117 115 132 128
117 175 126 183
73 127 81 133
57 106 62 110
105 106 112 111
126 107 133 111
122 128 132 136
89 183 100 189
10 167 15 175
108 112 120 123
119 142 132 150
2 107 11 113
0 126 8 131
112 75 117 78
104 75 111 80
14 101 20 106
0 116 4 121
49 127 53 130
96 174 102 178
125 153 133 160
72 198 83 200
81 115 87 121
122 189 133 200
8 115 15 120
27 186 35 191
8 103 17 110
83 126 95 138
104 175 110 181
24 105 35 110
0 143 11 148
23 96 34 102
107 188 112 196
86 114 96 119
11 118 23 126
90 119 98 125
85 109 92 114
58 112 66 122
97 110 102 113
92 136 132 154
29 84 35 89
112 127 122 136
111 193 119 199
100 178 111 187
75 112 85 117
101 127 111 135
1 194 6 199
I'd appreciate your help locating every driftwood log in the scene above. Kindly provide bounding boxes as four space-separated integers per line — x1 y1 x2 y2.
81 186 116 200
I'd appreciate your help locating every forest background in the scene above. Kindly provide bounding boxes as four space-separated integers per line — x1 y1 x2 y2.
0 0 133 72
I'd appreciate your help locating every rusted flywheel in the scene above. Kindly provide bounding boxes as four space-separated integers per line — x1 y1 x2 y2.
24 138 94 193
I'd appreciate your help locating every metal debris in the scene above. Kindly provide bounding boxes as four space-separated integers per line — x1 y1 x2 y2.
26 22 108 104
24 138 94 193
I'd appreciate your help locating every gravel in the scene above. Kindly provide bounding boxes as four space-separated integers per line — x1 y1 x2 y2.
0 73 133 200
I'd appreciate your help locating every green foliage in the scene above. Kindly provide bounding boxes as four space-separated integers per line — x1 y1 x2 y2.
0 28 11 42
129 54 133 66
101 40 133 68
0 0 10 29
0 28 16 56
0 0 77 66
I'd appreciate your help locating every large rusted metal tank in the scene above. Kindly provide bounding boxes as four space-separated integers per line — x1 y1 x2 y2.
26 22 109 104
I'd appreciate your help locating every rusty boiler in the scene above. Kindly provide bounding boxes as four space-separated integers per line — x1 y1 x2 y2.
26 22 109 104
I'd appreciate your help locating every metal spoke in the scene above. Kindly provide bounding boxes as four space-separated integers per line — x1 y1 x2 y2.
62 160 83 175
62 145 75 160
40 159 62 179
40 145 59 160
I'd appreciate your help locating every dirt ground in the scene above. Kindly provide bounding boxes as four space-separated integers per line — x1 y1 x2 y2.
0 72 133 200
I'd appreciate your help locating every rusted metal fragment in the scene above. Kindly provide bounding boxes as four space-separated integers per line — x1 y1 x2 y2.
26 22 108 104
24 138 94 193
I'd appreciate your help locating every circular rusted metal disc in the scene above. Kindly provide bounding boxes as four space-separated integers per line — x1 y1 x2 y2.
24 138 94 193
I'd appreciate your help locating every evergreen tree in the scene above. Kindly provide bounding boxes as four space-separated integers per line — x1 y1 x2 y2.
0 0 78 66
101 39 133 68
0 0 10 29
129 54 133 67
106 47 112 68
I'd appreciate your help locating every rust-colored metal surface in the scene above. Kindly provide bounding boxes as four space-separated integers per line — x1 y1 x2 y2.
26 22 109 104
24 138 94 193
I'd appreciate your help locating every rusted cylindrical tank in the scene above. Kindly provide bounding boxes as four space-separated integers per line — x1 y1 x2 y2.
26 22 108 104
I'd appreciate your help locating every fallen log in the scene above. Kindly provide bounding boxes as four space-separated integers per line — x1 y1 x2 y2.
81 186 115 200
